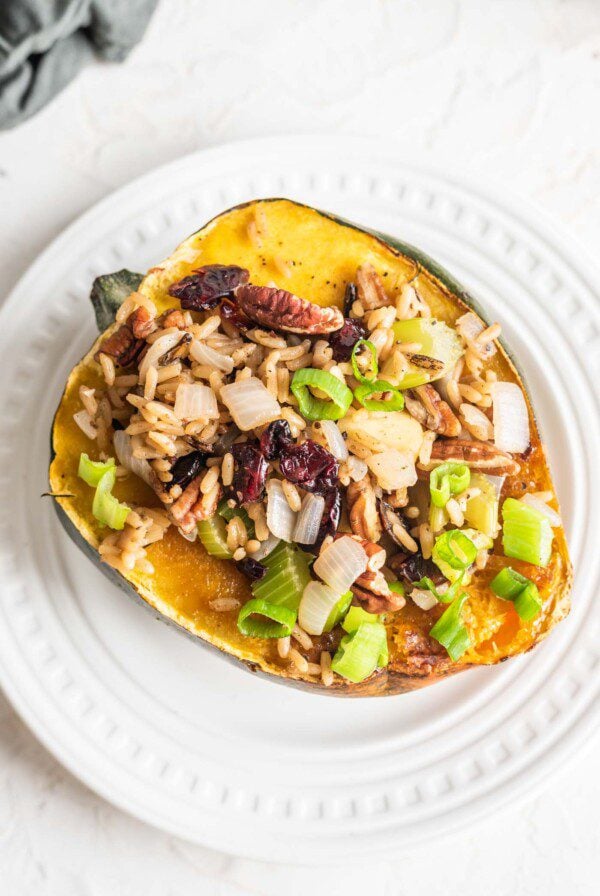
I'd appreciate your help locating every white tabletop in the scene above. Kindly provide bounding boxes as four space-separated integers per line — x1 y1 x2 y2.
1 1 599 892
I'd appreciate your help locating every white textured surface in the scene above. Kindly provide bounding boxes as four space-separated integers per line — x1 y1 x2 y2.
1 0 599 892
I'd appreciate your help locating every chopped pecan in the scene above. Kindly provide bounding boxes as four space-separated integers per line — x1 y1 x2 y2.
405 384 461 437
95 323 145 367
171 478 221 533
351 576 405 614
129 305 156 339
347 475 382 543
419 438 520 476
160 309 188 330
356 263 389 310
169 477 202 524
235 285 344 335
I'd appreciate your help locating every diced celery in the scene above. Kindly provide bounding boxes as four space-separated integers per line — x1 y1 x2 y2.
464 473 500 538
252 542 311 612
197 516 232 559
502 498 553 567
323 590 353 633
391 318 463 388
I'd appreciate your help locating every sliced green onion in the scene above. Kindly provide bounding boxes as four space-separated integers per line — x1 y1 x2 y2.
351 339 379 383
197 515 232 559
429 462 470 508
341 605 381 633
354 379 404 412
389 581 405 597
237 598 296 638
432 529 477 571
92 468 130 530
429 592 471 661
331 621 388 683
490 567 542 621
502 498 553 567
415 575 463 604
291 368 354 421
323 590 353 633
78 453 115 487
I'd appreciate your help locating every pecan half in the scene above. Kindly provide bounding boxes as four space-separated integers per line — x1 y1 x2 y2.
347 475 382 543
95 323 145 367
419 438 520 475
235 285 344 334
356 263 389 310
405 384 461 436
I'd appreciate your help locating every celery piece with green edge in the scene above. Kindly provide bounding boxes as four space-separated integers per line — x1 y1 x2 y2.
490 567 542 621
415 575 463 604
342 605 381 633
331 622 388 683
432 527 492 584
78 453 115 487
92 468 130 530
218 499 255 538
291 367 353 421
429 592 471 661
323 590 353 633
237 542 311 637
391 318 463 389
464 473 499 539
197 516 232 559
502 498 553 567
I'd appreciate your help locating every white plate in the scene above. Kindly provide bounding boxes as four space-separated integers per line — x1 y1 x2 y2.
0 137 598 863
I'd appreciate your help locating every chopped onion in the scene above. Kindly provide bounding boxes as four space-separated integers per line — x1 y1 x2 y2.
366 449 417 491
138 332 183 380
315 420 348 461
73 409 97 440
313 535 368 593
174 383 218 421
522 493 562 528
455 312 495 358
178 526 197 542
113 429 153 486
266 479 297 542
220 377 281 431
486 474 506 499
293 493 325 545
190 339 234 374
491 382 530 454
299 581 343 636
410 588 438 611
251 533 281 561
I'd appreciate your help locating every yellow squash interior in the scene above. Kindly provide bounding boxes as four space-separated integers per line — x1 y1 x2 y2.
50 199 572 690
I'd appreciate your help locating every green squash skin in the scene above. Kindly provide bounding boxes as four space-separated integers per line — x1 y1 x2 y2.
50 199 541 696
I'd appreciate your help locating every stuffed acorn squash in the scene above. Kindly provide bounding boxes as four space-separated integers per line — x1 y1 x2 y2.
49 199 572 696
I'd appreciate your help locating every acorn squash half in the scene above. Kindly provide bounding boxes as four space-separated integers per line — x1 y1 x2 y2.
49 199 572 696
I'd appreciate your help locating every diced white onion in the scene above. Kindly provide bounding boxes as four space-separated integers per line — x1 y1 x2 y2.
486 474 506 499
316 420 348 461
313 535 368 593
366 449 417 491
73 409 97 440
410 588 438 611
251 533 281 561
190 339 234 373
293 493 325 545
266 479 297 542
298 581 343 636
522 493 562 528
174 383 218 421
178 526 197 542
220 377 281 431
113 429 154 486
138 332 182 380
455 312 495 357
491 381 530 454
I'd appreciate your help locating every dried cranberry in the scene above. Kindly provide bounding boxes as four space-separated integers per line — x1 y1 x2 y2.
259 419 293 460
315 488 341 548
232 442 268 504
236 557 267 581
279 440 338 495
169 450 207 492
220 298 251 330
343 282 358 317
168 265 249 311
328 318 367 362
388 551 446 587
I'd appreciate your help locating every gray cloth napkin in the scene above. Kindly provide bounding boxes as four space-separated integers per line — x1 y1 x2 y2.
0 0 158 129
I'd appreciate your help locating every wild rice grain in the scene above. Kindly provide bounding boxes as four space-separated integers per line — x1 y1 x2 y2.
144 366 158 401
289 647 309 674
210 597 241 612
277 636 291 659
320 651 334 687
292 624 313 651
281 480 302 513
200 466 220 495
99 352 116 386
221 453 234 487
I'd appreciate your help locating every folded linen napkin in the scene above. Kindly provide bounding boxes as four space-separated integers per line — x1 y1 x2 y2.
0 0 158 129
